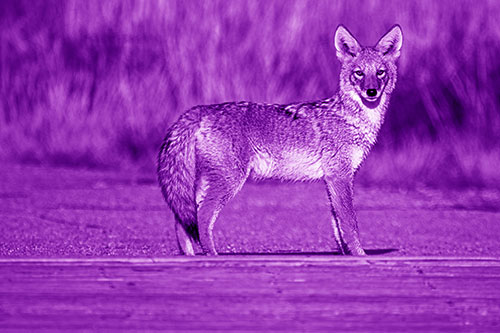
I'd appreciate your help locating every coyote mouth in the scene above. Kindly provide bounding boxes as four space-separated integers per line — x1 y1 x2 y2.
361 96 381 108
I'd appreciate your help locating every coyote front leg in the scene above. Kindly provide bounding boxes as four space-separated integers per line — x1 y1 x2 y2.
324 176 366 255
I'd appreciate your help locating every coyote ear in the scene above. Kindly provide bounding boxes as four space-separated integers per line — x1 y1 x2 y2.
334 25 361 60
375 24 403 59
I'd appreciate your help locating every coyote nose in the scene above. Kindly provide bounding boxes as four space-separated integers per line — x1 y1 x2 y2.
367 89 377 97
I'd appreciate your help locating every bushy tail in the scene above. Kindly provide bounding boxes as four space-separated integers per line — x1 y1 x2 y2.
157 109 200 241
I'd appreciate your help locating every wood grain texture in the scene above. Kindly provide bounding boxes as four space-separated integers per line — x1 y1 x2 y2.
1 257 499 332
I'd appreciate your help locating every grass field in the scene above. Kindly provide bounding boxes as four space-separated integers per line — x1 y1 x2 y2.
1 0 500 186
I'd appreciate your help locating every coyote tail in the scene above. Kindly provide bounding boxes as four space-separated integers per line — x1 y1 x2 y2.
157 110 200 241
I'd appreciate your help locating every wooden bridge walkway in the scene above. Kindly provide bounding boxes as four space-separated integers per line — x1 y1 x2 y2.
1 256 499 332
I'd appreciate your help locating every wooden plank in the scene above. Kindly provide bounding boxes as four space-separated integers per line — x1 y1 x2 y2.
2 255 500 263
0 257 499 332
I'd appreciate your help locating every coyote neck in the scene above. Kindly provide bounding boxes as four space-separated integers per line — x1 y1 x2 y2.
335 90 390 145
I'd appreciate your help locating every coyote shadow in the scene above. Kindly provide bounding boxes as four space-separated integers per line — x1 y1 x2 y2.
220 248 398 256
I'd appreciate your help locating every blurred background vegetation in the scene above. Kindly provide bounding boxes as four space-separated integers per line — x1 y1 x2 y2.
1 0 499 187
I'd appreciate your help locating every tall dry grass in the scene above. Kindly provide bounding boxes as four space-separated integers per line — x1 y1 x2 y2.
1 0 499 186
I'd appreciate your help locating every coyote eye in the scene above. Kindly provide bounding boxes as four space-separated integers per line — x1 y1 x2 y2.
377 69 386 77
354 70 364 78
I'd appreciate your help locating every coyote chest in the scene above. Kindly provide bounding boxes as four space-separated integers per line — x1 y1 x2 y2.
250 148 324 180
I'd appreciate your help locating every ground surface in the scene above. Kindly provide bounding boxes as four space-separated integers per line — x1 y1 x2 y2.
1 164 500 332
1 164 499 257
1 257 499 332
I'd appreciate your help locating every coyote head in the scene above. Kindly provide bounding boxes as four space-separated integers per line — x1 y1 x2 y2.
334 25 403 109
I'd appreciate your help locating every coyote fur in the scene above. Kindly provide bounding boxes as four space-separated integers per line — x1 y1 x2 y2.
158 25 403 256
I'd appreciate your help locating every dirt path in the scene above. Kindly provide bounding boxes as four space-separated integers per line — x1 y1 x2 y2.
1 257 499 332
1 164 500 256
1 165 500 331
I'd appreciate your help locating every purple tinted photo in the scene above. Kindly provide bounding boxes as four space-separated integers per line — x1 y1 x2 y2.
1 1 500 331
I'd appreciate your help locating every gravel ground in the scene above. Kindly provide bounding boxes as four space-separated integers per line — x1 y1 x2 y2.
1 164 500 257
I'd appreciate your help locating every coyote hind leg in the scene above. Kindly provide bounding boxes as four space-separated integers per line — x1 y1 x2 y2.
175 219 195 256
196 172 248 255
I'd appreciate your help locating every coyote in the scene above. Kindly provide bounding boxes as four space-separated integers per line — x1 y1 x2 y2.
158 25 403 256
